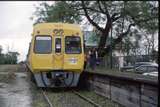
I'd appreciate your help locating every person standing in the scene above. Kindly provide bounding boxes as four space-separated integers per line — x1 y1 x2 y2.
84 53 87 69
89 48 98 70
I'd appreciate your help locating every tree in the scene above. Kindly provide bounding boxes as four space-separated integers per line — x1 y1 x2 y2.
88 31 100 45
77 1 158 57
32 1 158 57
0 45 5 64
136 1 158 56
0 45 20 64
31 1 82 25
4 52 19 64
0 45 2 54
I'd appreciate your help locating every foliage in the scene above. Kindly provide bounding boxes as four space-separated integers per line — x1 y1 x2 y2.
32 1 82 25
88 31 100 45
0 45 2 54
125 1 158 56
0 45 19 64
32 1 158 57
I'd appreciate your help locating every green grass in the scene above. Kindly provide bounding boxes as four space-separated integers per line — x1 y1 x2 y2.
26 70 48 107
77 90 123 107
46 90 93 107
0 64 20 72
29 82 48 107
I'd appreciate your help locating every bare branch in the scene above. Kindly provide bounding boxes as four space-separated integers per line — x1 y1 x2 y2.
112 23 135 46
97 1 110 19
97 1 105 14
86 7 103 13
81 1 104 32
102 2 110 14
110 12 122 22
113 15 121 22
102 23 135 56
73 7 102 13
111 13 120 19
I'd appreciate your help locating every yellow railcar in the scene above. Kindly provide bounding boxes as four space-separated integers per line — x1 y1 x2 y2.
27 23 84 87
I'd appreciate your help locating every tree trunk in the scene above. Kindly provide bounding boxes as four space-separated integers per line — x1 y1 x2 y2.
98 20 112 55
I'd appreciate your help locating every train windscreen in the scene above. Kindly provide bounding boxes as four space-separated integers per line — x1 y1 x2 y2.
65 36 81 54
34 36 52 54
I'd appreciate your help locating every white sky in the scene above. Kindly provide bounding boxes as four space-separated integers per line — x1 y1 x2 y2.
0 1 54 62
0 1 92 62
0 1 158 62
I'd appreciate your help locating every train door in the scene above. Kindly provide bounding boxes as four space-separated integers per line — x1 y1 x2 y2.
53 36 64 69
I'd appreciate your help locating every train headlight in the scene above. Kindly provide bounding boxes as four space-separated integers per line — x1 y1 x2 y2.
69 58 77 64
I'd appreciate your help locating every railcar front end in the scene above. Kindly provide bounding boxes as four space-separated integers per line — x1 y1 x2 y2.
27 23 84 87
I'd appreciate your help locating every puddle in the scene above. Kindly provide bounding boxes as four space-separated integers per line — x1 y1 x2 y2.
0 72 8 75
15 72 27 78
0 72 32 107
0 83 8 88
0 96 6 107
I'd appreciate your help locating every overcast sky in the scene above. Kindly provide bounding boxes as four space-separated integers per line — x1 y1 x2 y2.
0 1 54 62
0 1 158 62
0 1 91 62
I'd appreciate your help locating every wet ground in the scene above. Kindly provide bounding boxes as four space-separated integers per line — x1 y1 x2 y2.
0 64 122 107
0 65 32 107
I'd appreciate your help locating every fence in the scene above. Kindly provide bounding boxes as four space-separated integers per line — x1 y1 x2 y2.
95 54 157 70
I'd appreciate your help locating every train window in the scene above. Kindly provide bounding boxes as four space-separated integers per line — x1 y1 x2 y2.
65 36 81 54
55 38 61 53
34 36 52 54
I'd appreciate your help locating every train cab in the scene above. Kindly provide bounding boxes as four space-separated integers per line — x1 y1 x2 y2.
27 23 85 87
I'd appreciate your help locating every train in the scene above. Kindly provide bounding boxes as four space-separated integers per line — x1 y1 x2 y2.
26 23 85 88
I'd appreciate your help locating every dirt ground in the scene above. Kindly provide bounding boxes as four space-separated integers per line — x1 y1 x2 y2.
0 64 32 107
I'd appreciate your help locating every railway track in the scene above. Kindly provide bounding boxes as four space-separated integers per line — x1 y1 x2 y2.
41 90 53 107
72 90 102 107
41 88 102 107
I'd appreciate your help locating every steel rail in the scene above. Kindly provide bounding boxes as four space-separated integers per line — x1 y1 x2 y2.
72 90 102 107
42 90 53 107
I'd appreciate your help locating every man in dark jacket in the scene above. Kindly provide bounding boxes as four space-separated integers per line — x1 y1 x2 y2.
89 48 98 70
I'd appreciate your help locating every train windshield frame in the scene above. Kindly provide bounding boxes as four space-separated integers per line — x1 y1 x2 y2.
65 36 81 54
34 36 52 54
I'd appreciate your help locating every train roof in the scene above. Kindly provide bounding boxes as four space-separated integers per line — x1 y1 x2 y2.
33 23 81 31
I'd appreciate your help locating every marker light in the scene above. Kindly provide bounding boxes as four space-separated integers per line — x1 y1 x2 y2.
37 31 40 34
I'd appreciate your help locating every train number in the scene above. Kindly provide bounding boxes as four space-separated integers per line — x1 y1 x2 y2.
53 29 64 36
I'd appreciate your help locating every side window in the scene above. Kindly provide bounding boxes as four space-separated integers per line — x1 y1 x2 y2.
55 38 61 53
34 36 52 54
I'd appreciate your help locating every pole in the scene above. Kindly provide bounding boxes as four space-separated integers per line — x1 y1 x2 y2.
110 22 113 69
119 1 126 69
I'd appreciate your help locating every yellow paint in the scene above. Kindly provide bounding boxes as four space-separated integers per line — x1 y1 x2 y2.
27 23 84 73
